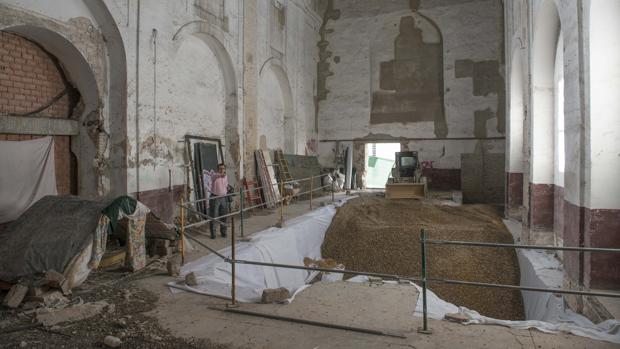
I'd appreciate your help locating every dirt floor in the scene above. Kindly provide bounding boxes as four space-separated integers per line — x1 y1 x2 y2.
321 194 525 320
0 268 229 349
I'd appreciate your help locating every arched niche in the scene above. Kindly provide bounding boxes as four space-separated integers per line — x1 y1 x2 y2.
172 25 240 181
369 11 446 137
258 60 295 154
2 25 101 197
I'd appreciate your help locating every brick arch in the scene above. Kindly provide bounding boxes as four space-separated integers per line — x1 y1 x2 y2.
0 31 79 195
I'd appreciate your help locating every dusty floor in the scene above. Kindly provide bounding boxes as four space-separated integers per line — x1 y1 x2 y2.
0 269 228 349
321 194 524 320
1 191 617 348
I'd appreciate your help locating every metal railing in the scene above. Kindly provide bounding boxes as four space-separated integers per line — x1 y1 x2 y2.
417 229 620 333
178 173 335 264
176 190 620 337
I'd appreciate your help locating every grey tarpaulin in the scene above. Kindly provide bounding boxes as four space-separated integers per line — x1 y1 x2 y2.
0 196 112 282
0 136 57 224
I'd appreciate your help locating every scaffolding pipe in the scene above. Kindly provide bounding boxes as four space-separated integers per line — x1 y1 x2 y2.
231 216 236 305
424 239 620 253
418 229 431 334
215 307 407 338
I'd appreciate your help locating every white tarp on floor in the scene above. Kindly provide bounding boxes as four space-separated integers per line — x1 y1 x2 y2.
169 199 620 344
168 202 339 301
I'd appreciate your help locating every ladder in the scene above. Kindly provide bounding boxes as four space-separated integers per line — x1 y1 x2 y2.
274 149 293 186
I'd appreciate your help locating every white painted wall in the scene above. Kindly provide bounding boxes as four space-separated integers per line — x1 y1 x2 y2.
553 32 564 188
589 0 620 209
257 68 285 150
1 0 97 23
508 48 525 173
104 0 320 193
530 0 560 185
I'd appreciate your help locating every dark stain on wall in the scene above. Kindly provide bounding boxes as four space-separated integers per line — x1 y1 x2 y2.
455 59 506 134
474 108 494 138
461 141 505 204
315 0 340 131
371 15 447 138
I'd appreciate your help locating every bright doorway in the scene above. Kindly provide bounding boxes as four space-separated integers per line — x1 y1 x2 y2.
365 143 400 188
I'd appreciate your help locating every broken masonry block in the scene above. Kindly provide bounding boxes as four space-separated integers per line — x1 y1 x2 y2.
444 313 469 323
185 272 198 286
2 284 28 308
29 290 67 307
167 255 181 277
45 270 65 288
261 287 290 304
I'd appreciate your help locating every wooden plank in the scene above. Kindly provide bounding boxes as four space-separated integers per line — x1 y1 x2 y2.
261 150 281 202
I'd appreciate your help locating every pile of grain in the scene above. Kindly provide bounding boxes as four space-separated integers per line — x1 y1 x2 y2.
321 195 524 320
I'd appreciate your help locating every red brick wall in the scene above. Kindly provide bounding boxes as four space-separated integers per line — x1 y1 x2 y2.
0 31 77 195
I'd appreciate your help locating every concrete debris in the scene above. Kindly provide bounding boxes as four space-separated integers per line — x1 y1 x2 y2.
22 301 43 310
122 289 131 301
27 286 48 298
35 301 109 326
45 270 72 295
103 335 122 348
185 272 198 286
368 276 383 284
29 290 68 307
44 270 64 287
116 318 128 328
2 284 28 309
166 255 181 276
19 341 27 348
261 287 291 304
445 313 469 323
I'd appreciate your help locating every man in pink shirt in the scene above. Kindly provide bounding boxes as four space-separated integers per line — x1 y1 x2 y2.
209 163 229 239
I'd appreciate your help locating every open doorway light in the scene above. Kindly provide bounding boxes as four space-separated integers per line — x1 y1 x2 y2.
365 143 400 188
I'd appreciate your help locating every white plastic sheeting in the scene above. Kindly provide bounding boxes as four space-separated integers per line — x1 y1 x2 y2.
168 203 339 301
0 136 57 223
169 199 620 344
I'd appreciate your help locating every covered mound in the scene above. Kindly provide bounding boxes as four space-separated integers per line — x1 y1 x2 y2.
321 195 524 320
0 195 153 287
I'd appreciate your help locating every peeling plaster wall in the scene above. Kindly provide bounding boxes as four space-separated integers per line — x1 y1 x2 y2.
104 0 320 200
253 1 321 159
105 0 244 198
0 1 123 198
2 0 320 222
317 0 505 179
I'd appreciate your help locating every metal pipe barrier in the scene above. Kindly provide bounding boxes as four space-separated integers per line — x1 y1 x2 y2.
176 186 620 337
181 174 333 231
176 172 379 334
417 229 620 334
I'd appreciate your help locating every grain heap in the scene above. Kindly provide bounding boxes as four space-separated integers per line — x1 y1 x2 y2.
321 195 524 320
